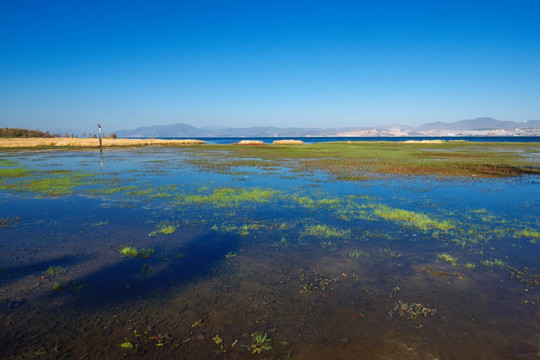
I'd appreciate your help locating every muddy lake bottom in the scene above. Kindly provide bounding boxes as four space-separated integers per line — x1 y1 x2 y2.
0 147 539 359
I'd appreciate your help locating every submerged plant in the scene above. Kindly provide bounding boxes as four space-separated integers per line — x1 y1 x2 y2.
0 216 21 228
437 253 457 266
464 262 476 269
250 332 272 354
182 187 280 207
518 229 540 239
349 250 369 259
299 269 338 295
51 282 64 292
374 205 454 231
392 300 436 319
139 248 155 258
119 246 154 258
213 335 224 350
120 246 138 257
45 265 66 276
148 222 176 237
302 224 351 239
380 248 401 258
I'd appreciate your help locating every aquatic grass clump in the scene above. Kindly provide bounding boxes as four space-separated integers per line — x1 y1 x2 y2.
302 224 351 239
437 253 457 266
517 229 540 239
250 332 272 354
148 222 177 237
482 258 506 268
464 262 476 269
392 300 436 319
138 248 155 258
349 250 369 259
0 166 30 178
0 216 21 228
51 282 64 292
374 205 454 231
291 195 316 209
213 222 260 236
120 246 139 257
183 187 280 207
380 248 402 258
0 159 31 181
45 265 66 276
120 246 154 258
12 170 95 196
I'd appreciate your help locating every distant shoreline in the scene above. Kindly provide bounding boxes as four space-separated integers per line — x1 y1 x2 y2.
0 136 539 148
0 138 206 148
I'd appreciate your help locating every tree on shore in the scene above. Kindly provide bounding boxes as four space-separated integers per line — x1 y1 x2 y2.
0 128 57 138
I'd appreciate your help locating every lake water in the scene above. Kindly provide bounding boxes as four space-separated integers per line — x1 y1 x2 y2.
164 136 540 144
1 147 539 359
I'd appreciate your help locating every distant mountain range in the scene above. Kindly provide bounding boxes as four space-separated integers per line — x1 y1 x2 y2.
116 117 540 138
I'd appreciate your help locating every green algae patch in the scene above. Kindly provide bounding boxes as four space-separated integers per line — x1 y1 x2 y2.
374 205 454 231
24 172 94 196
181 187 280 207
0 159 31 183
2 169 96 196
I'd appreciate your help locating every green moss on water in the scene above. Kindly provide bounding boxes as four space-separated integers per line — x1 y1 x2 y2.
2 170 96 196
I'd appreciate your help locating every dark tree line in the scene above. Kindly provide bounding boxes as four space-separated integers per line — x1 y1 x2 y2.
0 128 61 138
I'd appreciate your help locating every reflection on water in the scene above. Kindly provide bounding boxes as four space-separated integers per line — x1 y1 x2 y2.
0 148 539 359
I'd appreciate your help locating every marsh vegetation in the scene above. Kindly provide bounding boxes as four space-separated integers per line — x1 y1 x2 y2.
0 142 539 359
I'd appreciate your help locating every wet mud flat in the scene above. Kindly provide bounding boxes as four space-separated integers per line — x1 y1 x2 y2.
0 145 539 359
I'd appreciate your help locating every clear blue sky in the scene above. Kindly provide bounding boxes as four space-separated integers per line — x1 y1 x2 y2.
1 0 539 133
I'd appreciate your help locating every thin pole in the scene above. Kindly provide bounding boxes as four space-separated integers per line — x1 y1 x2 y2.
98 123 102 148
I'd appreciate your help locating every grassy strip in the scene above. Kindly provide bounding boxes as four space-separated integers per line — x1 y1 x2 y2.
374 204 454 231
187 141 540 178
0 138 206 148
180 187 280 207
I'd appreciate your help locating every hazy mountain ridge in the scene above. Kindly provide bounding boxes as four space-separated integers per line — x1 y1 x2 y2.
116 117 540 138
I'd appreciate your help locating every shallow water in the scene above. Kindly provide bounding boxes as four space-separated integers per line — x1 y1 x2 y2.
0 148 539 359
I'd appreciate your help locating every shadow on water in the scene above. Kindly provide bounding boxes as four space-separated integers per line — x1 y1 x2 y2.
0 254 90 287
34 231 240 307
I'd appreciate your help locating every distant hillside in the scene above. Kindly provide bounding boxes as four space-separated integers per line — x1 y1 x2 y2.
116 118 540 138
118 123 204 138
417 117 539 131
117 123 348 138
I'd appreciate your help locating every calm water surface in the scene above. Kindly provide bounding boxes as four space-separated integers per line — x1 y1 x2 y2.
0 148 539 359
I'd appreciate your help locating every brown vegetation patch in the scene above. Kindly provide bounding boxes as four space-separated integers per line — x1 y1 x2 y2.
235 140 265 145
0 138 206 148
403 140 445 144
272 140 304 145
